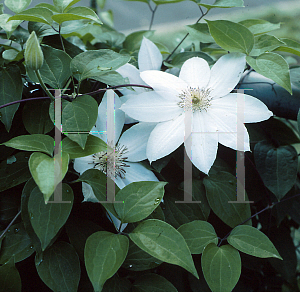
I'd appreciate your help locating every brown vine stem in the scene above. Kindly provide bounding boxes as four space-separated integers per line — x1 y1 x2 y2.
164 5 209 63
0 210 21 241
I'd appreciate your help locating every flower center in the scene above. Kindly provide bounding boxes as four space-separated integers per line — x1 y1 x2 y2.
90 144 129 179
178 87 212 112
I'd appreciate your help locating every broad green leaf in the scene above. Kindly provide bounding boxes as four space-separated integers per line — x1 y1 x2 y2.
291 67 300 89
186 23 214 43
275 38 300 58
4 0 31 13
49 95 98 149
129 219 199 279
28 21 58 37
36 241 80 292
28 184 73 250
85 231 129 291
177 221 218 254
102 274 132 292
70 49 130 82
246 53 292 94
227 225 282 259
91 70 128 86
77 169 119 217
253 141 298 200
22 99 54 134
62 135 108 159
52 7 102 24
53 0 81 12
114 181 167 223
132 273 178 292
2 49 20 61
298 109 300 132
199 0 244 9
250 34 284 56
0 14 22 38
206 20 254 54
3 134 54 156
239 19 280 35
123 30 154 52
65 217 103 262
201 243 241 292
0 152 31 192
123 0 149 3
92 31 126 47
28 152 69 203
8 7 54 25
0 65 22 132
203 171 251 228
122 240 163 271
35 3 58 12
170 51 214 68
153 0 186 4
27 45 72 89
0 260 21 292
0 222 34 264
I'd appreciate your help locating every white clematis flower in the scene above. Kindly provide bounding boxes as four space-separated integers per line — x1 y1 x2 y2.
121 53 273 174
74 91 157 230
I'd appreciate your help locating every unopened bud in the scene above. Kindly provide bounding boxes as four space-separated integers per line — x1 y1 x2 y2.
24 31 44 70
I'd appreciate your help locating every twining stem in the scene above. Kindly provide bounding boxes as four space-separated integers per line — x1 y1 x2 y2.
164 6 209 63
35 69 55 101
148 3 158 30
0 210 21 241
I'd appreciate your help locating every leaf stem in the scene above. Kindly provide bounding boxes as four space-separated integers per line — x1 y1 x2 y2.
0 210 21 241
148 3 158 30
35 69 55 101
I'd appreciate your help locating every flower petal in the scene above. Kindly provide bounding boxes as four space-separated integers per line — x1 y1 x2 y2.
208 53 246 98
147 114 185 162
138 37 162 72
73 155 94 174
179 57 210 88
211 93 273 123
121 91 182 122
118 122 157 162
81 182 98 202
95 91 125 143
120 94 139 124
141 70 187 96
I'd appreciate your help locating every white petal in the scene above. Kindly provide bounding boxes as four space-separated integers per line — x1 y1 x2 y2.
138 37 162 71
96 91 125 143
141 70 187 96
81 182 99 202
208 53 246 98
179 57 210 88
121 91 182 122
211 93 273 123
73 155 94 174
189 111 219 174
147 114 185 162
118 122 157 162
106 210 127 232
120 94 139 124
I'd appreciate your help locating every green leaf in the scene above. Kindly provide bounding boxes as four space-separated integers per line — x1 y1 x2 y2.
2 49 20 61
0 260 21 292
132 273 178 292
246 52 292 94
70 49 130 82
201 243 241 292
123 30 154 52
85 231 129 291
129 219 199 279
27 45 72 89
77 169 119 217
114 181 167 223
206 19 254 54
0 222 34 264
199 0 244 9
177 221 218 254
203 171 251 228
49 95 98 149
22 99 54 134
298 109 300 132
91 70 128 86
4 0 31 13
250 34 284 56
0 152 31 192
3 134 54 156
274 38 300 58
35 3 59 12
102 274 132 292
170 51 214 68
291 67 300 89
51 7 102 24
29 152 69 202
62 135 108 159
28 184 73 250
0 65 22 132
186 23 214 43
152 0 186 4
227 225 282 259
8 7 54 25
123 0 149 3
0 14 22 38
122 240 162 271
36 241 80 292
53 0 81 12
239 19 280 35
253 141 298 200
